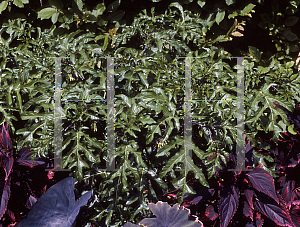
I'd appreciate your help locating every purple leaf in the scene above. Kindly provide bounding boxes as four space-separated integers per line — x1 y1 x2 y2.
246 167 279 204
244 189 254 209
218 185 240 227
0 176 11 219
19 177 92 227
25 195 37 209
254 195 295 227
243 200 253 221
278 176 296 206
290 210 300 227
255 212 264 227
2 156 14 181
16 147 53 168
204 205 218 221
0 122 13 152
183 189 215 206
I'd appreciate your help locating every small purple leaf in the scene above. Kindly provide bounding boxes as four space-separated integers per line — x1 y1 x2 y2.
255 212 264 227
25 195 37 209
243 200 253 221
3 156 14 181
204 205 218 221
0 177 11 219
218 185 240 227
0 122 13 152
16 147 53 168
244 189 254 209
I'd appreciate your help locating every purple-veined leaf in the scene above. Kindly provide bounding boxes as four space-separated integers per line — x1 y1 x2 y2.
218 185 240 227
0 122 13 157
204 204 218 221
246 167 279 204
19 177 92 227
243 200 253 221
278 176 297 209
244 189 254 209
254 195 295 227
2 156 13 181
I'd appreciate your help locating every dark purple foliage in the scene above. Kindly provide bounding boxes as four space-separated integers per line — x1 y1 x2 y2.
179 103 300 227
0 122 93 226
218 185 240 227
19 177 92 227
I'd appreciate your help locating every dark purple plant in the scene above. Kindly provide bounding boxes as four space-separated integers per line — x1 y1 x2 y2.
19 177 92 227
178 103 300 227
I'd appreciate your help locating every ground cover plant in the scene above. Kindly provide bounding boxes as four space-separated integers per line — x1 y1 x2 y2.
1 0 300 226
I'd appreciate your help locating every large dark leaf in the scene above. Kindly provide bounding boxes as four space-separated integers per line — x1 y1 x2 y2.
254 194 295 227
124 201 203 227
218 185 240 227
19 177 92 227
246 167 279 204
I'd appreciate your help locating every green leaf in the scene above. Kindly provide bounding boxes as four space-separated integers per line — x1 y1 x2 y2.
197 0 205 7
116 94 131 107
228 12 238 19
225 0 234 5
241 3 256 15
13 0 24 8
285 16 299 26
249 46 261 61
0 1 8 14
103 33 109 51
92 3 106 17
216 11 225 25
51 12 59 24
38 8 57 19
169 2 185 22
74 0 83 11
21 0 29 3
288 124 297 135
